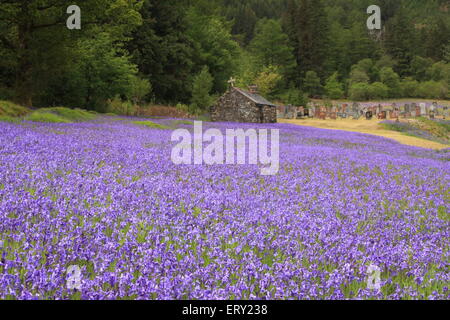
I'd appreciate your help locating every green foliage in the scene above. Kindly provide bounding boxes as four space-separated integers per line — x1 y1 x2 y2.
380 67 401 98
283 87 309 106
26 112 71 124
303 71 323 97
75 33 138 112
132 121 171 130
25 107 96 123
128 0 194 104
176 103 190 115
349 83 370 101
187 7 240 94
44 107 97 122
249 19 296 80
410 56 434 82
190 66 214 114
0 101 30 117
0 116 20 123
349 69 370 86
1 0 450 105
253 66 282 98
130 77 152 105
284 0 329 79
0 0 143 107
324 72 344 99
106 97 138 116
368 82 389 100
417 81 449 100
400 78 420 98
384 7 416 77
426 62 450 84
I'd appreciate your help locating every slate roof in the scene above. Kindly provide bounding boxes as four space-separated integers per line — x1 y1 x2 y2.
233 87 277 107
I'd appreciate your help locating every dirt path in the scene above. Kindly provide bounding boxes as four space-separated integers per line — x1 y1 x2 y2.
279 118 449 150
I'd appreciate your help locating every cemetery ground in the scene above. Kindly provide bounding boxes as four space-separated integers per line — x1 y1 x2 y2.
279 118 449 150
0 102 449 300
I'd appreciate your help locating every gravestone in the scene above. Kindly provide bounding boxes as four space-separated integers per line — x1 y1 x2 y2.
310 105 316 118
297 106 304 118
352 112 361 120
303 107 309 117
319 106 327 120
378 111 387 119
411 103 417 116
420 103 427 116
365 111 373 120
429 102 437 119
415 105 421 117
404 104 410 113
404 103 411 118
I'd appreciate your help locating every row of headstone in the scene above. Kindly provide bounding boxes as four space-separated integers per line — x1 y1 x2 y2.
277 102 449 120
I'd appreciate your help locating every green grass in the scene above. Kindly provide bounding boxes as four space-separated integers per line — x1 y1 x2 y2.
0 101 31 118
39 107 96 121
26 112 72 123
0 116 21 123
26 107 97 123
381 118 450 145
171 120 194 126
0 101 98 124
132 121 171 130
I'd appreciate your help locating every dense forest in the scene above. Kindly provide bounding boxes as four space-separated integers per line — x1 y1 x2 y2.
0 0 449 114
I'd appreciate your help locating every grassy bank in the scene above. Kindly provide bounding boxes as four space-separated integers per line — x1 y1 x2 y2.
380 118 450 145
0 101 31 122
0 102 97 123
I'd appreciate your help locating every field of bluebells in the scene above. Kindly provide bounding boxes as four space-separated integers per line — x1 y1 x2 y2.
0 117 449 300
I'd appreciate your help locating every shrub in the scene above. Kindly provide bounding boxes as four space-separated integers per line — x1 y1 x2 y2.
417 81 448 99
426 61 450 83
26 112 71 123
0 101 31 117
44 107 96 121
106 97 138 116
129 77 152 105
349 83 370 101
368 82 389 99
132 121 171 130
190 66 214 114
349 69 369 86
254 70 283 99
0 116 20 123
303 71 322 97
324 72 344 99
400 78 420 97
25 107 96 123
283 88 309 106
380 67 400 98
